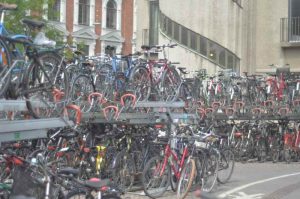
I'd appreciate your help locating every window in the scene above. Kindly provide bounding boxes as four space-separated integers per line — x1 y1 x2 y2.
181 26 188 46
208 42 217 61
106 0 117 29
199 36 207 56
174 22 180 42
219 50 226 67
167 19 173 36
190 31 197 51
227 53 235 69
78 0 90 25
48 0 60 21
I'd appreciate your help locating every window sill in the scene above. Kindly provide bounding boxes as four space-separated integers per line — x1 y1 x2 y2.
281 41 300 48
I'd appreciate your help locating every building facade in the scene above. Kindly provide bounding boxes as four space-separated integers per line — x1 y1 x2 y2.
136 0 300 74
47 0 135 56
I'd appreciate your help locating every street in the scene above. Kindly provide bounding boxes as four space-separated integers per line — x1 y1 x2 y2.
125 162 300 199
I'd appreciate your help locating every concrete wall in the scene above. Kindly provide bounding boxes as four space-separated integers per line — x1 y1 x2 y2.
252 0 289 73
135 0 300 74
159 0 242 57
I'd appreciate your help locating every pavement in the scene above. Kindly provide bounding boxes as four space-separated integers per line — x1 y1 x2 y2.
123 162 300 199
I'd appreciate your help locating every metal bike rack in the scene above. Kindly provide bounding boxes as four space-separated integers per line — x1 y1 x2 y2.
0 100 74 144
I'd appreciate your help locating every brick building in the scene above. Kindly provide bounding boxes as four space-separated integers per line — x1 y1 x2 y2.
47 0 135 56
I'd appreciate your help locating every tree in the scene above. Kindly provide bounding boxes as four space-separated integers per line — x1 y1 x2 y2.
2 0 63 42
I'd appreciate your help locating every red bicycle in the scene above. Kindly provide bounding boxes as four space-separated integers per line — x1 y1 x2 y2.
142 136 196 199
283 122 300 163
128 44 181 102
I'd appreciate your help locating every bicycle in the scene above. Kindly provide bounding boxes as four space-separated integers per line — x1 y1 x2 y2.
0 3 52 98
129 44 182 102
0 35 69 118
142 135 196 199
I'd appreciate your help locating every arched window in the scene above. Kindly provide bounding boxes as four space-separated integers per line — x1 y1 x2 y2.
106 0 117 29
79 0 90 25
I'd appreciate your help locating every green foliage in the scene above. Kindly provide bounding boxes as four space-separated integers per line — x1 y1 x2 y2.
2 0 63 43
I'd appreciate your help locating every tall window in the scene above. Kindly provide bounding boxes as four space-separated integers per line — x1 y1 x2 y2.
106 0 117 29
48 0 60 21
78 0 90 25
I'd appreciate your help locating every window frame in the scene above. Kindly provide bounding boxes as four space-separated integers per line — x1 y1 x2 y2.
78 0 90 26
106 0 117 29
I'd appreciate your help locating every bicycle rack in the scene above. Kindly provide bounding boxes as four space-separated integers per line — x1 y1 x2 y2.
3 96 300 145
0 99 74 144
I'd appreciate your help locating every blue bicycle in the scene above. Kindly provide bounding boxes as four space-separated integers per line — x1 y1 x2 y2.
97 52 140 101
0 3 48 97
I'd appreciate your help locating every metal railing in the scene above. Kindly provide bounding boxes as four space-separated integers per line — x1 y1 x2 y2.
281 17 300 43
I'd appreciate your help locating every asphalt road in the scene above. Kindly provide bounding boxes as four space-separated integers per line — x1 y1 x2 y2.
124 162 300 199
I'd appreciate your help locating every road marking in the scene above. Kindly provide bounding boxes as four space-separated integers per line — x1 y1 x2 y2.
228 192 263 199
218 172 300 198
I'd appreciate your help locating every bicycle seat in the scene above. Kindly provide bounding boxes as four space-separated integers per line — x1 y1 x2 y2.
85 178 111 189
60 131 79 139
58 167 80 176
0 3 17 10
21 18 45 29
141 45 151 50
178 67 188 75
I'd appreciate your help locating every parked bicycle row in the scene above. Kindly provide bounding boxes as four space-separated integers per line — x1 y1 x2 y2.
0 117 235 199
0 6 299 121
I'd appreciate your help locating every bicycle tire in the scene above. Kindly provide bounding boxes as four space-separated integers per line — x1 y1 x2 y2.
70 74 95 113
160 66 181 101
177 158 196 199
284 148 291 163
66 189 121 199
217 149 235 184
95 63 113 100
112 150 135 192
142 155 170 198
128 65 151 101
24 52 69 118
0 38 12 97
201 150 219 193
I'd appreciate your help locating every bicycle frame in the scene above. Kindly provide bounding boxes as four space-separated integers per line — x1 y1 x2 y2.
160 140 189 180
266 73 287 100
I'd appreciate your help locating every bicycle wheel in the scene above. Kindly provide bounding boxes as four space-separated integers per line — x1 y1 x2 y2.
66 189 121 199
24 52 69 118
142 155 170 198
201 151 219 193
217 149 234 184
70 74 95 113
284 148 291 163
95 64 114 100
0 38 12 97
257 139 267 162
177 158 196 199
160 67 181 101
128 66 151 101
112 151 135 192
66 189 91 199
